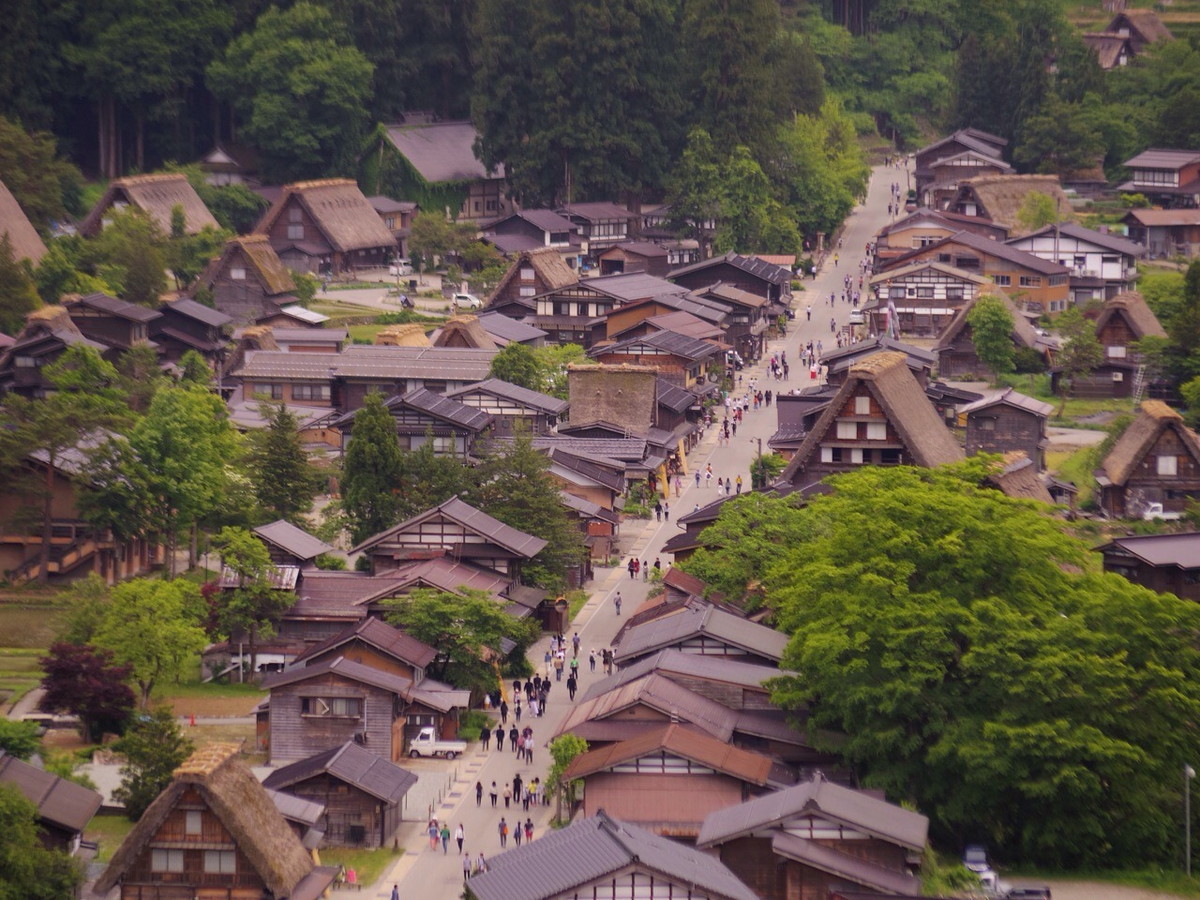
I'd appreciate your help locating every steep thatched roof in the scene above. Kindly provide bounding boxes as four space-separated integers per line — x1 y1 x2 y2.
238 325 280 351
778 351 964 487
1095 291 1166 340
1109 9 1174 45
0 178 47 264
96 743 316 897
80 173 219 237
255 179 396 253
374 323 430 346
489 247 577 302
959 175 1073 237
198 235 295 297
933 292 1040 352
1097 401 1200 487
431 314 494 348
1082 32 1131 69
986 452 1054 503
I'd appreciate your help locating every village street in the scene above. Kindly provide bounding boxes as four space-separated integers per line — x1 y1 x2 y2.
376 163 903 899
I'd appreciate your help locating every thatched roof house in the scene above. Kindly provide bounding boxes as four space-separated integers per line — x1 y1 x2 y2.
374 322 431 347
0 178 47 264
1095 400 1200 517
777 351 964 493
1095 290 1166 341
80 173 219 237
953 175 1073 237
934 293 1044 379
984 451 1055 504
194 235 296 325
96 743 336 899
431 314 495 349
488 247 578 308
1108 9 1174 52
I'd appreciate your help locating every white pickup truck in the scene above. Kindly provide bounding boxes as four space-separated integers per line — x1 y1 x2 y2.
407 726 467 759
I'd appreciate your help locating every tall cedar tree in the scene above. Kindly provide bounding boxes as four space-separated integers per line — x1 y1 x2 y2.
112 708 193 821
39 643 135 742
393 433 476 523
247 401 321 522
213 527 292 678
466 431 585 591
966 295 1016 381
342 391 403 545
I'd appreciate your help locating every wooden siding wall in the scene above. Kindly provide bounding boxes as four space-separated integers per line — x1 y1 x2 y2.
210 247 277 325
1114 428 1200 515
965 407 1047 468
279 773 397 848
268 673 396 763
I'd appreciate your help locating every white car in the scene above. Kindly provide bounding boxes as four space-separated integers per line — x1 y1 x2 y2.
453 292 483 310
388 261 413 276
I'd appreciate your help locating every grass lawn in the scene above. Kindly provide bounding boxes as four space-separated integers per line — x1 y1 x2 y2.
162 680 264 718
84 814 136 863
1052 443 1101 507
309 299 382 319
0 601 67 648
319 846 403 887
0 648 46 712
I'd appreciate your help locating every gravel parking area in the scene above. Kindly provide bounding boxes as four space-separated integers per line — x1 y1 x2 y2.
1042 879 1188 900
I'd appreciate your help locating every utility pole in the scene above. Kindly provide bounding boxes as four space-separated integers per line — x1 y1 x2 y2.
1187 764 1195 876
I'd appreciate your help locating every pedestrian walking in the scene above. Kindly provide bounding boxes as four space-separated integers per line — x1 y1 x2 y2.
567 672 577 700
509 724 518 749
500 700 508 726
695 470 701 487
589 649 596 671
513 773 523 804
830 316 836 333
654 501 662 521
628 557 636 579
572 632 580 656
514 820 523 846
456 824 465 853
525 819 534 843
664 502 670 521
488 781 497 807
615 593 622 615
440 823 450 854
642 559 649 581
462 852 471 881
736 475 743 494
476 853 487 875
480 724 490 751
475 781 483 807
428 819 439 850
653 557 661 572
498 818 508 848
391 884 399 900
674 475 682 497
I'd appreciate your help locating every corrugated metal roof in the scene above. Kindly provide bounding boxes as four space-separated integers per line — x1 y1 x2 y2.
670 251 791 285
581 648 779 702
1124 149 1200 169
475 311 547 344
697 773 929 851
70 292 162 322
533 436 648 462
581 772 746 837
0 752 102 833
614 604 788 664
262 655 414 695
254 520 334 561
960 387 1053 418
262 742 417 803
1098 532 1200 568
585 272 690 302
469 811 758 900
291 617 437 670
234 345 496 382
264 787 325 826
164 296 233 327
596 329 721 362
385 121 502 183
387 386 494 430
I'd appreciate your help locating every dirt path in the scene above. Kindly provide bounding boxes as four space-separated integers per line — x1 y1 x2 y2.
1042 879 1189 900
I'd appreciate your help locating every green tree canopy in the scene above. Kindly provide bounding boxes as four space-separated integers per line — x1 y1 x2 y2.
87 208 168 306
342 392 404 545
966 294 1016 380
0 720 40 760
246 401 322 522
0 783 83 900
207 2 374 182
707 462 1200 867
0 234 40 335
212 526 293 677
1054 305 1103 411
112 707 193 820
0 116 82 229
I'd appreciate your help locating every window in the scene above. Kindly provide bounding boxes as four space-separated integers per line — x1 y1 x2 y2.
1107 345 1127 359
14 355 38 367
850 448 864 464
936 253 952 263
836 421 857 440
230 266 246 281
253 383 283 400
889 287 906 300
1112 371 1124 382
520 267 535 280
866 422 887 441
1019 275 1042 288
519 286 536 297
204 851 236 874
300 697 363 717
1158 455 1178 476
820 446 845 463
946 287 964 301
880 449 902 464
287 224 304 241
384 216 396 229
292 383 330 401
916 286 934 299
992 275 1011 287
854 396 870 415
979 418 996 432
486 199 497 211
151 850 184 872
185 811 201 835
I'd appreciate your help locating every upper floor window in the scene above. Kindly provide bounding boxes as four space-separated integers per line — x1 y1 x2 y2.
1158 455 1178 476
230 266 246 280
300 697 362 717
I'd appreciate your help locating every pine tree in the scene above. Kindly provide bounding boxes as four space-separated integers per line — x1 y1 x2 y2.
342 392 403 545
247 401 320 522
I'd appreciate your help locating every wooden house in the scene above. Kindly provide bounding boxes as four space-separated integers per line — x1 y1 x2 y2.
880 230 1069 316
777 352 964 495
446 378 568 437
1122 208 1200 258
0 431 157 585
950 174 1073 238
598 241 671 278
0 751 102 854
698 773 928 900
822 337 935 387
1083 31 1134 69
544 447 627 512
872 208 1009 268
557 202 636 256
256 305 330 330
151 297 231 369
609 310 725 345
602 292 729 342
95 743 338 900
290 617 436 683
558 490 620 563
0 306 108 397
263 788 325 849
366 195 417 257
1005 222 1143 303
474 310 547 348
933 293 1043 380
379 117 512 223
1095 532 1200 603
561 724 777 839
194 235 298 325
1107 9 1174 55
466 812 759 900
253 179 397 276
253 520 334 569
481 209 583 267
984 451 1055 504
921 151 1014 210
1051 291 1166 398
613 603 788 668
669 252 792 306
1095 400 1200 518
352 495 547 580
865 261 988 336
694 283 770 361
79 173 219 238
1118 149 1200 209
961 388 1054 469
487 247 578 311
528 272 692 347
233 324 346 355
261 655 470 763
589 330 722 391
429 315 496 349
661 496 733 561
0 177 47 265
914 129 1008 204
62 292 161 357
333 387 492 457
262 742 417 847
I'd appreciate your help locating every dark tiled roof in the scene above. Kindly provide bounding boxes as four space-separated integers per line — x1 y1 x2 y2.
562 723 772 785
614 604 788 664
468 811 758 900
262 742 417 804
262 655 414 695
656 378 695 413
543 448 626 491
558 201 634 221
291 617 437 669
533 436 648 463
69 292 162 323
1096 532 1200 568
585 272 690 302
162 296 233 327
475 311 548 344
558 673 739 742
253 520 334 561
595 329 721 362
0 751 102 833
446 377 568 415
669 251 791 285
385 121 501 182
388 386 494 430
351 495 547 558
886 230 1069 277
771 832 922 895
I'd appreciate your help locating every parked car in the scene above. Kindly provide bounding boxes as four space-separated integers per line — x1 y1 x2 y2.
389 260 413 276
1005 887 1051 900
452 292 483 309
408 726 467 759
963 845 990 873
1143 502 1183 521
849 309 865 325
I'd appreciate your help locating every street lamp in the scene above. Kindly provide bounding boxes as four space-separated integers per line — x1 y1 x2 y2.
1186 764 1196 876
